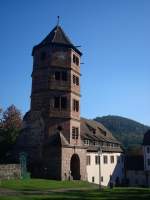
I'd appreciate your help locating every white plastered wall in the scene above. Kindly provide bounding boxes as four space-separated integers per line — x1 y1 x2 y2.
86 152 124 186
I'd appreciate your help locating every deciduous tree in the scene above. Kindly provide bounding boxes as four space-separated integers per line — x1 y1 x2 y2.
0 105 23 163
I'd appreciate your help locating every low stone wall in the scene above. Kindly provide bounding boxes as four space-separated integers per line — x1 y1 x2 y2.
0 164 21 180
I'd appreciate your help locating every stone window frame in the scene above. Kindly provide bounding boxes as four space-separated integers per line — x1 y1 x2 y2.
72 127 79 140
53 71 68 81
72 74 79 86
73 54 79 66
73 99 79 112
54 96 67 110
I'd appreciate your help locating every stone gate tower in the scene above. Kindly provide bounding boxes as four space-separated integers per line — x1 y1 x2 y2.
18 23 87 180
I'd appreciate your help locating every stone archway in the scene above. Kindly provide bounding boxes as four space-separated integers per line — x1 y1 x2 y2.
70 154 80 180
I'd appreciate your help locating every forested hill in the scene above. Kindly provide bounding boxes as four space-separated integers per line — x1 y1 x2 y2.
94 115 150 149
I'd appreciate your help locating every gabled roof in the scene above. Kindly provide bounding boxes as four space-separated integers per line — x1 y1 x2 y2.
80 118 121 144
80 118 123 152
32 25 82 56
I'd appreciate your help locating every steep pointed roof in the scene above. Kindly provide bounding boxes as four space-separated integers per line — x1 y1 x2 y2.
40 25 73 46
32 25 82 55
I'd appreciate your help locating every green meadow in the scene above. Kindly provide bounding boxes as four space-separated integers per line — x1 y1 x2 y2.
0 179 150 200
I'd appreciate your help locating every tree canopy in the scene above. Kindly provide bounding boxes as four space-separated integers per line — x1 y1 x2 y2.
0 105 22 163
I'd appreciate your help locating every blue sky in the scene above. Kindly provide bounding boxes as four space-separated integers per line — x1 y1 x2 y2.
0 0 149 125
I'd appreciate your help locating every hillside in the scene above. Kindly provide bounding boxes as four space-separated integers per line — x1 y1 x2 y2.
94 115 149 149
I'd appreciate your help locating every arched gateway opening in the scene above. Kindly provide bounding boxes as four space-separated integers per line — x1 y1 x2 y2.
70 154 80 180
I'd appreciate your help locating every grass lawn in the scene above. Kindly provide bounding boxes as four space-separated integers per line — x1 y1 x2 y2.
0 179 96 190
0 179 150 200
0 188 150 200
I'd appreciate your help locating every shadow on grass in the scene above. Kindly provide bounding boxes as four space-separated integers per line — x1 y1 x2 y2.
0 188 150 200
38 188 150 200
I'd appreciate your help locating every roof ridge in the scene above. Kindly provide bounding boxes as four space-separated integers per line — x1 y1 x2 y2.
52 25 59 43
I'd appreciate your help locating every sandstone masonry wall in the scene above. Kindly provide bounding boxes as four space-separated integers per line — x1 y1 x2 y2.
0 164 21 180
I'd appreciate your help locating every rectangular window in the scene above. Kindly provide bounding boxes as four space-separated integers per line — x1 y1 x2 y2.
76 101 79 112
54 96 67 110
147 147 150 154
86 156 91 165
73 99 79 112
110 156 114 163
72 127 79 139
54 71 67 81
72 74 79 86
73 54 76 64
95 155 100 165
92 176 95 183
76 57 79 66
103 155 108 164
54 97 60 108
101 176 103 182
61 97 67 109
73 54 79 66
